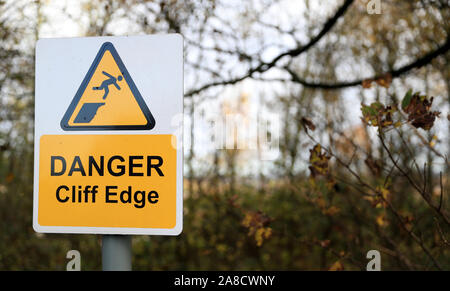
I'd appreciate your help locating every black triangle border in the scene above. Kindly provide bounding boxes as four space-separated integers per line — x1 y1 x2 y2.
60 42 155 131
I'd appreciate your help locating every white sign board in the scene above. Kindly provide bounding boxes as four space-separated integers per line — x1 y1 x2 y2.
33 34 183 235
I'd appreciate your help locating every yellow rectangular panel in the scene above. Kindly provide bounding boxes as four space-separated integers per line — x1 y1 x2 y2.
38 134 176 229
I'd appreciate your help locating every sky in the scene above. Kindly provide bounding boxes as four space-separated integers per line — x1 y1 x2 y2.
21 0 450 176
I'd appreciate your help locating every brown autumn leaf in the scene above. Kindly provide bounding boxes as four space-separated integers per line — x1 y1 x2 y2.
322 205 341 216
5 173 14 183
329 260 344 271
301 117 316 132
242 211 272 233
320 240 331 248
376 213 389 227
375 73 392 88
402 93 440 130
362 79 373 89
242 210 273 247
309 144 331 178
402 213 414 231
255 227 272 247
361 102 397 129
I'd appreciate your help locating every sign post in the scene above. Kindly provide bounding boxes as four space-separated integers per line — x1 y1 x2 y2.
102 235 132 271
34 35 184 270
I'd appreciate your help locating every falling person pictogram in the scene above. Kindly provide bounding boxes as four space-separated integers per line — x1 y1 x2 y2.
73 71 123 123
61 41 155 130
93 71 123 100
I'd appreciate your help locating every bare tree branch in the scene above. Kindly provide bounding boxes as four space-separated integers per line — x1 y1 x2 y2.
185 0 355 97
286 35 450 89
379 133 450 226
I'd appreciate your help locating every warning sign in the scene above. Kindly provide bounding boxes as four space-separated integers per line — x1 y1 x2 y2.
38 135 176 229
33 35 183 235
60 42 155 130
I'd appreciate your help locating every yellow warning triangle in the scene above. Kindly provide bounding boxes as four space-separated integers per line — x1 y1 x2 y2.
61 42 155 131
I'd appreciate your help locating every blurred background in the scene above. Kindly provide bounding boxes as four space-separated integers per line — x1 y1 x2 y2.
0 0 449 270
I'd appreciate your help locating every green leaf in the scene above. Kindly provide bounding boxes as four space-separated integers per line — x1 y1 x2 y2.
361 104 376 116
361 105 370 116
401 90 413 110
370 102 383 111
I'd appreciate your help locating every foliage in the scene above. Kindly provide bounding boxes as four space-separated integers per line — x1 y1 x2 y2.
402 91 440 130
0 0 449 271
